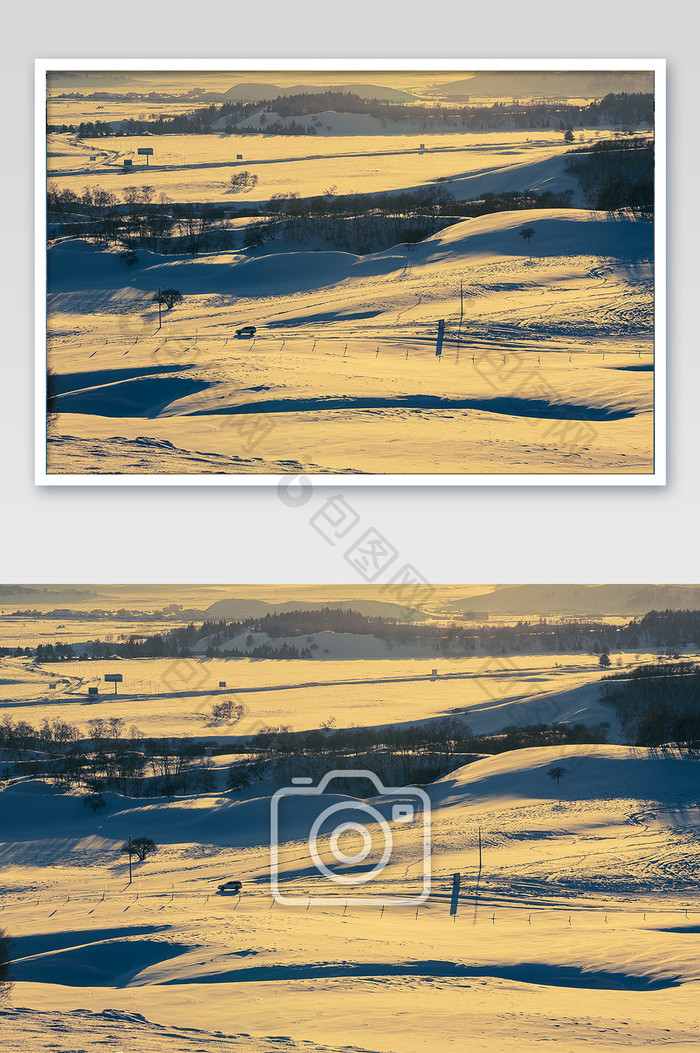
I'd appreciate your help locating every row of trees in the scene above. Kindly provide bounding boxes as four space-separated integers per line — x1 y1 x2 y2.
47 185 221 255
601 663 700 753
22 607 700 664
244 187 575 253
565 138 654 214
0 706 611 801
224 717 609 790
0 715 215 798
53 91 654 139
48 182 579 261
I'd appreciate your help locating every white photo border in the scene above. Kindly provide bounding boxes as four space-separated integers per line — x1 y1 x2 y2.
35 57 666 487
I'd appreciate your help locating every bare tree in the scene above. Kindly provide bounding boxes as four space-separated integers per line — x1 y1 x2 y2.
211 699 245 721
230 171 258 192
152 288 183 311
547 765 567 806
121 835 157 863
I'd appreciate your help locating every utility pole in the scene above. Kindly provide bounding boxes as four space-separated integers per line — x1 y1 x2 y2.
450 872 461 917
436 318 445 358
460 279 464 323
128 834 133 885
478 826 482 871
158 285 162 330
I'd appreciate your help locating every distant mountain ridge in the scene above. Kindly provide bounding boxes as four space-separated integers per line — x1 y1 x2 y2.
223 81 416 104
452 585 700 618
429 71 654 99
205 597 426 621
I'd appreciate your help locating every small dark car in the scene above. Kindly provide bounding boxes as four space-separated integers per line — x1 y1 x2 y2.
235 326 257 338
216 880 242 895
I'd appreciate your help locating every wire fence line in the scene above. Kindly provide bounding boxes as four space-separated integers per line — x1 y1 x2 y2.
47 330 651 359
0 883 697 923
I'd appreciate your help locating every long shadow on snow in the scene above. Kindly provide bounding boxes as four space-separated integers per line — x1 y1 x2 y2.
160 959 680 991
52 376 209 418
51 364 198 396
9 927 169 960
187 394 634 422
9 938 188 988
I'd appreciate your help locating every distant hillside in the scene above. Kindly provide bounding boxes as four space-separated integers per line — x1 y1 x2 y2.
452 585 700 618
223 81 415 103
0 585 95 602
430 71 655 99
204 597 427 621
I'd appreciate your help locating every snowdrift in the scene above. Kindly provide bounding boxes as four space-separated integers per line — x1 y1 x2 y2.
417 208 653 263
49 209 652 301
431 744 699 808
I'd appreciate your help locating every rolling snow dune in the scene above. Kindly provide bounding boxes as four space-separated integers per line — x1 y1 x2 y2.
48 242 247 298
47 242 406 304
2 742 699 1052
51 363 198 395
48 210 651 299
431 744 700 807
226 249 403 295
417 208 652 262
48 207 655 474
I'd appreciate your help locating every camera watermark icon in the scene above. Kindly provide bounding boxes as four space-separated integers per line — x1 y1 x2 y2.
270 770 431 906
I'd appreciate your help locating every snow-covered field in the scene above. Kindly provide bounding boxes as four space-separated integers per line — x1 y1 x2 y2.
1 745 699 1052
2 587 698 1051
46 205 654 475
0 649 671 741
46 129 597 204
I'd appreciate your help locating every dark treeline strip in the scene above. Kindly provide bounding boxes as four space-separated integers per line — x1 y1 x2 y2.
47 186 223 255
48 158 650 261
565 138 654 213
224 718 611 790
6 608 700 664
0 710 610 799
48 91 654 137
0 715 215 798
601 663 700 752
47 185 577 259
24 639 309 662
1 606 200 622
244 188 576 253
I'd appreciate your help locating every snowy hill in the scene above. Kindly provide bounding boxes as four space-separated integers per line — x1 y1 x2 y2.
416 208 652 263
47 203 654 475
2 743 699 1052
204 597 429 621
432 743 700 807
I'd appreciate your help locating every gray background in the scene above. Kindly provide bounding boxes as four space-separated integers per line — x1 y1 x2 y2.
1 2 696 584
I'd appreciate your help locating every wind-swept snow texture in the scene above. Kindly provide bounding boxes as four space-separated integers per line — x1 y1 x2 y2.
45 127 656 477
1 746 699 1052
